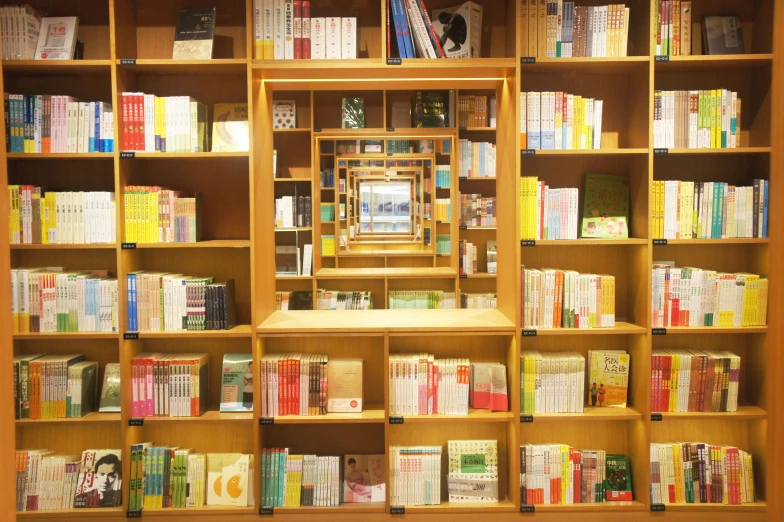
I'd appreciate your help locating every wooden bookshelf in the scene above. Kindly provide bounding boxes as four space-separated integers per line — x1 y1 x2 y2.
0 0 780 520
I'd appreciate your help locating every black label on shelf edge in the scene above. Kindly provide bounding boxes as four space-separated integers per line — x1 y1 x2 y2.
651 503 666 512
520 504 536 513
436 253 442 257
120 151 135 159
387 152 393 156
124 332 139 340
128 418 144 426
259 417 274 425
459 225 467 230
521 240 536 247
458 126 467 132
520 57 536 64
126 510 142 518
654 148 669 154
459 176 468 180
520 414 534 423
120 58 136 66
389 416 404 424
387 58 402 66
653 239 668 246
652 328 667 336
522 329 537 337
386 127 395 132
259 506 274 515
390 506 405 514
121 242 137 250
460 274 467 279
654 55 670 62
651 413 663 422
521 149 536 156
314 128 322 133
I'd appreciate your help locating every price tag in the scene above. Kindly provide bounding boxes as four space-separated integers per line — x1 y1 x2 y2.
387 58 402 66
128 418 144 426
651 503 666 512
520 504 536 512
521 240 536 247
653 239 668 246
654 148 669 155
259 506 274 515
652 328 667 336
521 149 536 156
522 329 537 337
120 58 137 66
120 152 135 159
390 506 405 514
654 55 670 62
520 57 536 64
386 127 395 132
259 417 275 425
126 510 142 518
520 414 534 423
651 413 663 422
124 332 139 340
389 416 404 424
460 274 467 279
121 242 137 250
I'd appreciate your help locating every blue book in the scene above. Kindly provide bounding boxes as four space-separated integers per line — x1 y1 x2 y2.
390 0 411 58
395 0 415 58
527 132 541 150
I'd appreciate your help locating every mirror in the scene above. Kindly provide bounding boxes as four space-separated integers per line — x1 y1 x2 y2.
358 180 413 234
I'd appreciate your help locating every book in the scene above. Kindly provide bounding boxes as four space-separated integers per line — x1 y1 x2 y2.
652 350 740 413
520 445 606 504
460 292 497 309
98 363 121 413
469 362 508 412
519 177 579 240
262 451 338 507
34 17 79 60
73 450 122 507
220 354 254 412
172 8 216 60
341 97 365 128
123 186 202 243
317 289 373 310
130 354 209 417
326 358 363 413
654 90 741 148
388 290 456 309
448 440 498 502
389 446 442 506
703 15 744 55
580 173 630 239
431 2 483 58
276 290 313 310
275 245 299 276
67 361 98 418
457 140 495 177
605 454 633 501
459 194 496 226
260 353 327 416
121 93 207 152
2 6 43 60
272 100 296 129
211 103 249 152
389 355 482 415
486 240 497 274
344 455 385 503
588 350 630 407
520 352 585 413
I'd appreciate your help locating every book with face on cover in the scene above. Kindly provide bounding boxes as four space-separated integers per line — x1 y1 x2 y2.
172 8 216 60
588 350 630 408
447 440 498 502
73 450 122 507
343 454 385 503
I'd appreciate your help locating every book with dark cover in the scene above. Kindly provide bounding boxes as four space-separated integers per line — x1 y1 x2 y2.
702 15 745 55
605 454 633 501
99 363 121 412
290 291 314 310
172 8 216 60
342 97 366 128
221 279 236 330
74 449 123 507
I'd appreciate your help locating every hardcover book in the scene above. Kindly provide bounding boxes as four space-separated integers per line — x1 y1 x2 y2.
172 8 216 60
431 2 483 58
469 362 508 411
272 100 296 129
211 103 249 152
702 15 745 55
34 17 79 60
580 173 630 238
447 440 498 502
220 354 254 412
73 449 122 507
588 350 630 408
343 454 385 503
326 358 363 412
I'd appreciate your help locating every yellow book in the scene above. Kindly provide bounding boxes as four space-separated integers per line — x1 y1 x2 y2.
572 96 582 149
560 444 569 504
757 277 768 326
710 90 718 148
669 351 679 412
9 185 19 243
154 97 162 152
150 188 159 243
673 443 685 503
538 0 547 58
160 97 167 152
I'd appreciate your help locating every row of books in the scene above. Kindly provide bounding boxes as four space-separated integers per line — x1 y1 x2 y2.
436 233 451 255
320 202 335 222
275 244 313 277
434 165 452 188
124 187 202 243
389 1 482 59
434 198 450 222
6 94 114 153
10 269 119 333
120 93 207 153
459 240 480 275
321 235 336 255
316 289 373 310
651 265 768 328
654 90 741 149
1 8 79 61
388 290 456 309
259 353 331 417
521 2 630 58
275 195 313 228
522 92 603 150
461 292 497 309
522 268 616 329
655 1 691 56
520 180 580 240
459 194 496 226
131 448 252 509
520 352 585 414
385 139 451 154
457 140 496 178
457 95 495 128
130 353 208 417
16 449 122 511
522 447 633 504
8 188 116 245
389 446 442 506
650 443 754 505
652 350 740 413
276 290 313 310
13 355 96 420
261 451 340 507
319 168 335 188
126 273 236 332
653 180 768 240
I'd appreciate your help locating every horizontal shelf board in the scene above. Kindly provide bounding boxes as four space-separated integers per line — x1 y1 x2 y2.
337 250 434 257
531 406 642 421
461 127 496 132
16 507 123 518
655 238 769 245
12 332 118 340
126 151 249 159
273 502 385 513
276 275 314 280
655 54 773 72
15 412 121 424
663 501 766 512
459 177 496 180
659 405 766 420
315 267 457 278
258 309 515 334
10 243 116 250
268 405 385 424
116 58 248 75
660 147 771 155
404 499 516 513
139 506 257 516
275 227 313 232
531 238 648 246
275 177 312 182
463 272 497 278
524 322 646 335
274 127 312 133
533 500 646 511
662 326 767 334
522 56 649 73
463 226 497 230
395 409 512 423
319 128 455 137
525 148 648 156
2 59 112 76
7 153 113 160
131 240 250 248
136 409 253 423
130 325 253 339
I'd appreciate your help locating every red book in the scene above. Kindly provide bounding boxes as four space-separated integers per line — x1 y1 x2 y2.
292 356 300 415
293 1 302 59
122 94 130 151
278 357 286 415
387 0 392 58
661 355 670 412
572 450 581 504
302 1 311 59
135 93 143 151
417 0 446 57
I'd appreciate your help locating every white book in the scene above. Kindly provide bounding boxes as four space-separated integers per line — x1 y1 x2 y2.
592 99 603 149
310 17 325 59
34 16 78 60
325 17 340 59
688 91 698 148
302 244 312 276
600 5 608 57
341 17 356 59
273 0 285 59
254 0 262 57
283 0 294 59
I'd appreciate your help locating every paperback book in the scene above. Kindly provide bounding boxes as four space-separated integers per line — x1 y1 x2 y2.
220 354 254 412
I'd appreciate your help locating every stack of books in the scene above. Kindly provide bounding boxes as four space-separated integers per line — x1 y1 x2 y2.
651 265 768 327
259 353 327 417
13 355 97 419
650 443 755 505
460 292 497 309
388 290 456 309
315 289 373 310
120 93 207 153
124 187 202 243
652 180 768 239
389 446 442 506
520 352 585 414
457 140 496 178
522 92 603 150
652 350 740 413
261 451 340 507
654 90 741 149
521 2 630 58
275 195 312 228
522 268 616 329
126 273 236 332
130 354 208 417
519 178 579 240
5 95 114 153
10 269 119 333
8 187 116 245
459 194 496 226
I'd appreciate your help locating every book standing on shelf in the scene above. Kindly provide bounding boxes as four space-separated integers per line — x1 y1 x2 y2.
260 353 328 417
520 176 580 240
580 173 629 239
1 5 44 60
458 140 495 177
220 354 254 412
99 363 121 413
172 8 216 60
316 289 372 310
460 292 497 309
654 90 741 149
448 440 498 502
389 290 456 309
130 353 209 417
522 92 603 150
344 455 385 503
520 352 585 414
35 16 79 60
261 450 339 507
327 358 363 413
124 186 202 243
587 350 630 407
73 449 123 508
120 93 207 153
211 103 249 152
273 100 296 129
389 446 442 506
651 350 740 413
702 15 745 55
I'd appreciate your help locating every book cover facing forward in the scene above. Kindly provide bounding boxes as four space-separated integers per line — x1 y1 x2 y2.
172 8 216 60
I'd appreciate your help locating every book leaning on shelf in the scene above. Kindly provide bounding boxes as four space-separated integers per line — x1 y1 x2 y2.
220 354 254 412
261 451 340 507
651 265 768 327
10 268 119 333
8 186 116 245
212 103 249 152
344 455 386 503
5 94 114 153
99 362 121 412
172 8 216 60
520 2 630 58
520 352 585 414
124 186 202 243
389 446 442 506
130 353 209 418
654 90 741 149
276 290 314 310
1 5 44 60
13 354 98 419
587 350 630 408
260 353 328 417
522 91 603 150
448 440 498 503
652 350 740 413
651 443 754 505
653 179 768 239
120 93 207 152
459 194 495 226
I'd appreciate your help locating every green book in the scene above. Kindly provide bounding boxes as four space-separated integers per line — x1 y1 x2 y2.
580 173 630 239
341 97 365 129
605 454 633 501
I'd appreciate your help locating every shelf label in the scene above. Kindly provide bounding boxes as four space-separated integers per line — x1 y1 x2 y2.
387 58 402 66
654 148 669 155
120 58 137 66
126 510 142 518
259 506 274 515
521 240 536 247
652 328 667 336
651 503 666 512
521 149 536 156
390 505 406 514
389 416 404 424
520 57 537 64
459 176 468 180
436 253 443 257
120 151 135 159
520 414 534 423
259 417 275 425
459 225 467 230
460 274 467 279
653 239 668 246
520 504 536 513
387 152 393 156
654 55 670 62
651 413 663 422
128 418 144 427
124 332 139 340
122 242 137 250
386 127 395 132
458 126 467 132
314 128 322 133
522 329 537 337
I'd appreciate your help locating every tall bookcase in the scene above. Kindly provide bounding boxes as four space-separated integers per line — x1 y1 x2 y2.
0 1 781 520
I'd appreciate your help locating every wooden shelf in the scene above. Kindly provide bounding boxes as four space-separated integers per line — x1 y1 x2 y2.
524 322 646 335
7 153 113 160
275 227 313 232
130 325 253 339
460 127 496 132
655 54 774 72
274 127 312 133
522 56 650 73
15 412 121 424
459 177 496 180
315 267 457 278
16 507 123 518
258 309 516 334
131 240 251 249
266 405 385 424
403 499 516 513
659 147 771 155
138 506 257 516
12 332 119 340
663 501 766 512
531 238 648 246
462 226 497 230
2 59 112 76
275 178 313 182
272 503 385 514
276 275 314 280
654 238 769 245
462 272 497 278
661 326 768 334
525 148 649 156
395 409 512 423
533 501 647 511
133 409 253 424
10 243 117 250
531 406 642 421
115 58 247 75
659 405 767 420
125 152 249 159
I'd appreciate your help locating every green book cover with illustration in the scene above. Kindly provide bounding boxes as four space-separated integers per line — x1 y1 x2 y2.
580 173 630 239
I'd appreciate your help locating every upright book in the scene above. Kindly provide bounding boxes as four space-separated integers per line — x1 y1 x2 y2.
172 8 216 60
580 173 630 238
220 354 254 412
34 17 79 60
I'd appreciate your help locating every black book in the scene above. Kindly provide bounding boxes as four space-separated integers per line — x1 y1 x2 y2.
172 8 216 60
222 279 236 330
702 15 745 55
